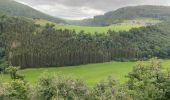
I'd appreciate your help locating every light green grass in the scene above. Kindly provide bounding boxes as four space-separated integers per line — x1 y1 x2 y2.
57 24 141 34
34 18 161 34
34 19 141 33
1 60 170 86
123 18 161 24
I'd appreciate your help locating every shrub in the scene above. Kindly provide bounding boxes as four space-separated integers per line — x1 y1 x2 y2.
6 66 24 80
35 73 58 100
126 58 165 100
92 76 117 100
34 73 88 100
57 76 87 100
4 80 29 100
0 82 6 100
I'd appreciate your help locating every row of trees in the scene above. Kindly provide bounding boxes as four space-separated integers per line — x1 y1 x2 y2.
1 59 170 100
1 15 170 68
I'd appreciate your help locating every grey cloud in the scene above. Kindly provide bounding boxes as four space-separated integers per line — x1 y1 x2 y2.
15 0 170 20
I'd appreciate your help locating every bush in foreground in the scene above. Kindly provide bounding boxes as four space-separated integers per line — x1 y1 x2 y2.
32 74 88 100
126 58 170 100
0 82 5 100
1 59 170 100
1 80 29 100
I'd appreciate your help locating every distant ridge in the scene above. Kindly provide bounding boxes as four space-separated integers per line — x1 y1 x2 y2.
0 0 65 23
68 5 170 26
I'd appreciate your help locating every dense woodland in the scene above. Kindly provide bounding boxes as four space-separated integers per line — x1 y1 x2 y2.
1 15 170 68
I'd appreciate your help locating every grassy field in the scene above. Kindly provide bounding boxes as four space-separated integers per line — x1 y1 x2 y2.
35 19 141 33
34 18 160 34
1 60 170 86
57 24 141 34
123 18 161 25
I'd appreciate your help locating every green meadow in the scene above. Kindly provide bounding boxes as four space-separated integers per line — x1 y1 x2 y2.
34 19 141 33
1 60 170 86
57 24 141 33
34 18 161 33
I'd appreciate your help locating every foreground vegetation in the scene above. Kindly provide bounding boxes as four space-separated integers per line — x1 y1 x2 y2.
1 59 170 86
1 59 170 100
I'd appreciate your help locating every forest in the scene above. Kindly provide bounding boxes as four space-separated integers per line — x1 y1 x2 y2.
1 15 170 68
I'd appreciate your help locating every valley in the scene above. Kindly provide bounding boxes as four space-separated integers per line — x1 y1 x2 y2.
1 0 170 99
35 18 160 33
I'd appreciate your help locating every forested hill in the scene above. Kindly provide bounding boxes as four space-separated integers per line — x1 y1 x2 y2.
69 5 170 26
0 0 65 23
1 16 170 68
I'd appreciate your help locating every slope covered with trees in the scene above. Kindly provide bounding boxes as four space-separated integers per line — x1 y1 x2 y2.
70 5 170 26
1 15 170 68
0 0 65 23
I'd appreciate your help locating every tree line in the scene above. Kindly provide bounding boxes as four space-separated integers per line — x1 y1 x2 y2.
1 15 170 68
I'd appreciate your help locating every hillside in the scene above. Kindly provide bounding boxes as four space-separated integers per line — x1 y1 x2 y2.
1 15 170 68
0 0 65 23
35 18 161 33
34 19 142 33
69 5 170 26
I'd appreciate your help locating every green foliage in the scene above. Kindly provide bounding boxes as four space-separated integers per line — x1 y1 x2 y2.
92 76 117 100
163 69 170 100
0 82 6 100
1 14 170 68
6 66 24 80
0 16 137 67
126 58 170 100
1 59 170 100
34 73 88 100
0 60 8 73
35 74 57 100
0 17 6 73
33 74 129 100
6 66 19 80
4 80 29 100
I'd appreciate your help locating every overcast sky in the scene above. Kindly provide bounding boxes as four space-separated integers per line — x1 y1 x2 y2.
15 0 170 20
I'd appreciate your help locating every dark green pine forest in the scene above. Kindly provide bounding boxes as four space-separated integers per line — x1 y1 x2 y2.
1 15 170 68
